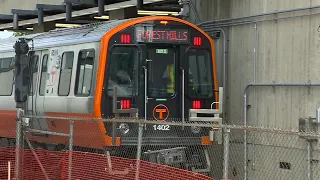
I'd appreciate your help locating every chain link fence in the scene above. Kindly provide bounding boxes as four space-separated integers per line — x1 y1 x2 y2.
224 121 320 180
1 115 320 180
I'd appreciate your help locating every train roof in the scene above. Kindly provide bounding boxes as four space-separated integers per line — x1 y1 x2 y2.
0 19 129 53
0 16 202 54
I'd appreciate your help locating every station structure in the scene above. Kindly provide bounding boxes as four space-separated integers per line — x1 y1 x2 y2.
0 0 186 33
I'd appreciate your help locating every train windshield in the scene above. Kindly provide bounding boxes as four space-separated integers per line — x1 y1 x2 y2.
147 47 175 97
107 46 139 97
187 49 214 98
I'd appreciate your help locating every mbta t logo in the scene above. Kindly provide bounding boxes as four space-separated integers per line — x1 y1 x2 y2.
152 104 169 122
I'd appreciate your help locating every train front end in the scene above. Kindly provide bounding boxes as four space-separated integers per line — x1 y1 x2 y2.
99 16 223 173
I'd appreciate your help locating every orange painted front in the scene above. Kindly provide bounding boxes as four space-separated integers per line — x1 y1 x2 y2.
94 16 218 146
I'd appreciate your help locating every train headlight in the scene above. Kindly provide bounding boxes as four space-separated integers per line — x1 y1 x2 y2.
119 123 130 135
191 126 201 133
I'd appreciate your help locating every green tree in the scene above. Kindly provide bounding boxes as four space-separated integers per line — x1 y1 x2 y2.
12 31 30 37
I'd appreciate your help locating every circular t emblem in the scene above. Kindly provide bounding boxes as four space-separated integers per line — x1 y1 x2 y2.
152 104 169 122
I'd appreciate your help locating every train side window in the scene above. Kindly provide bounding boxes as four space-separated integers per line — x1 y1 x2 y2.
58 51 74 96
1 58 12 68
0 57 14 96
29 55 39 96
39 54 49 96
187 49 214 98
75 49 95 96
107 46 139 97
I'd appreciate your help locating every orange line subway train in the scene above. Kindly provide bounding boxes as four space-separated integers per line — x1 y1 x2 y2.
0 16 222 172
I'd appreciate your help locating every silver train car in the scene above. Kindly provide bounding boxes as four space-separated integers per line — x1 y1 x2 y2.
0 15 222 173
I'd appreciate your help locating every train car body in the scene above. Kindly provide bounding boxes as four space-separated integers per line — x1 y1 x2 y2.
0 16 222 172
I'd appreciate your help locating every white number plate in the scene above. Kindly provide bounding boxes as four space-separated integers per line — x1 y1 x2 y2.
153 125 170 131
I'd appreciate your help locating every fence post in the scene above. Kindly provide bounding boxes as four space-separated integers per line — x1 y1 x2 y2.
14 108 23 180
68 120 74 180
8 161 11 180
135 123 143 180
305 118 313 180
222 127 231 180
307 139 312 180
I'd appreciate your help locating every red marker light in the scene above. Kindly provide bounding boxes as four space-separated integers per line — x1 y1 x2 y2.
120 99 131 109
120 34 130 44
193 36 202 46
192 100 201 109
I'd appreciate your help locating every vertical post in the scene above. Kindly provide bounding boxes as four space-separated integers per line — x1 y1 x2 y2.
181 68 185 130
112 86 118 145
135 123 143 180
8 161 11 180
13 13 19 29
66 2 72 22
137 0 143 10
222 127 230 180
307 140 312 180
243 94 248 180
14 108 23 179
135 67 147 180
14 38 30 180
98 0 104 16
38 8 44 25
306 118 312 180
252 23 258 171
68 120 74 180
144 66 147 129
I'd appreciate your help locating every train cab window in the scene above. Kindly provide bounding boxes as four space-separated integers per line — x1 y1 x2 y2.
107 46 139 97
39 54 49 96
29 55 39 96
58 52 74 96
75 49 95 96
1 58 12 68
0 58 14 96
187 49 214 98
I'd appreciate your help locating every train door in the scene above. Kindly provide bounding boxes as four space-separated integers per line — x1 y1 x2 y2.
35 50 49 112
27 51 41 114
143 45 182 133
33 50 49 132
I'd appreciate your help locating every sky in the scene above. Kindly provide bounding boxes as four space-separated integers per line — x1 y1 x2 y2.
0 31 14 39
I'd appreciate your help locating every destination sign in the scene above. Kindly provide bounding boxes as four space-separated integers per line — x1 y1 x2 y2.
135 26 189 43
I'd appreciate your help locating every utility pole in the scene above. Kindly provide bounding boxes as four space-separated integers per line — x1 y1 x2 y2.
13 38 31 179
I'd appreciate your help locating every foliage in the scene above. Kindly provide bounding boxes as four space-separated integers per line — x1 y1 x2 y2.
12 31 30 37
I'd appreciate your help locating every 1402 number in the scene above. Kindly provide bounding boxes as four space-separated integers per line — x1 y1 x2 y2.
153 125 170 131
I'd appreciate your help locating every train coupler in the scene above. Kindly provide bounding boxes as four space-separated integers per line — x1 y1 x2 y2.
143 147 187 166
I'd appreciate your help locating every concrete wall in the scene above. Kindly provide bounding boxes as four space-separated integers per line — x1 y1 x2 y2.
228 0 320 128
192 0 320 179
0 0 64 14
195 0 320 128
187 0 231 94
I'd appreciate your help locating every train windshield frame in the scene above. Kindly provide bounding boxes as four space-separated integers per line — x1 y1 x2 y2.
105 19 216 100
187 48 214 98
106 45 140 97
